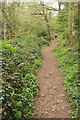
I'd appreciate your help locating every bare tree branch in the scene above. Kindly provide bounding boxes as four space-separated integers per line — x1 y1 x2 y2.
40 2 59 11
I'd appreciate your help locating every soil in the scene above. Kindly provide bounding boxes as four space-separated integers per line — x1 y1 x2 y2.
33 39 72 118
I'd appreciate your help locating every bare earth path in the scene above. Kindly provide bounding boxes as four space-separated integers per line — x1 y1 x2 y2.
34 39 72 118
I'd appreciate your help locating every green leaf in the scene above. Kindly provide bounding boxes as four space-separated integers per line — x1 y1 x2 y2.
15 110 22 118
16 101 22 107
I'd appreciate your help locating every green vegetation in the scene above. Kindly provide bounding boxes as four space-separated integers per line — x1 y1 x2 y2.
54 37 79 118
2 37 49 119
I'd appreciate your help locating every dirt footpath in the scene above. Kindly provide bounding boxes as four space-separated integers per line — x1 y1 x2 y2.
33 39 72 118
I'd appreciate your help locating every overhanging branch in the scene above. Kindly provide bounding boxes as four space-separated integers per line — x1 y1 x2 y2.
40 2 59 11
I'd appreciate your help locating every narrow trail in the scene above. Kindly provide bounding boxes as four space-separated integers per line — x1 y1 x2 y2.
34 39 72 118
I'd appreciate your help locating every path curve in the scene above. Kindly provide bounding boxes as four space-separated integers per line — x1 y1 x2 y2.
33 40 72 118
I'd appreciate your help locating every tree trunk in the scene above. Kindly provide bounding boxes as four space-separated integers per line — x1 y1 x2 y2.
68 2 73 43
3 1 7 40
3 22 7 40
43 6 51 41
58 2 61 13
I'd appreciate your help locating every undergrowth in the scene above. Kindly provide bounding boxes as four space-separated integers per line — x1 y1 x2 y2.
2 37 49 120
54 37 79 118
